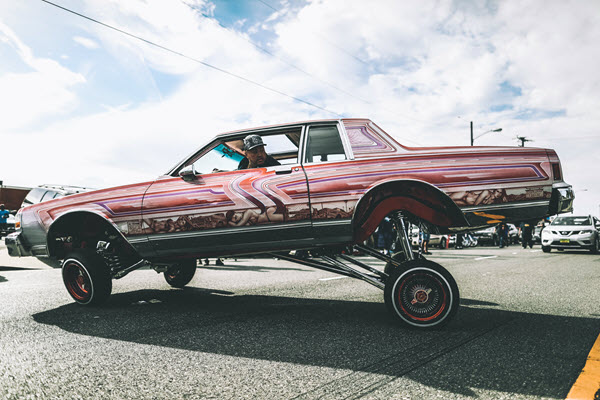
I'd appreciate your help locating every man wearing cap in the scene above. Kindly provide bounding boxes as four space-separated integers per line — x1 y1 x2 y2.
237 134 281 170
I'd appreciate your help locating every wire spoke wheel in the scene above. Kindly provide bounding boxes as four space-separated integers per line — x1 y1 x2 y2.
385 260 459 328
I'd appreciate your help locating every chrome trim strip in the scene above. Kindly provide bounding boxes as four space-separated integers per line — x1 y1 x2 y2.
312 219 352 226
460 200 548 212
145 221 313 242
337 121 355 160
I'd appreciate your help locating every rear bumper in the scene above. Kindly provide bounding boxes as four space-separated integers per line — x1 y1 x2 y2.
5 232 33 257
549 182 574 215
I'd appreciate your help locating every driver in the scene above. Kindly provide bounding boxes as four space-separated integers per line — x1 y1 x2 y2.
237 134 281 169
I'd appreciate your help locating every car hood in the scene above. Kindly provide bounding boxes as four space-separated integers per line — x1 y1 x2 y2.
547 225 593 231
21 180 155 230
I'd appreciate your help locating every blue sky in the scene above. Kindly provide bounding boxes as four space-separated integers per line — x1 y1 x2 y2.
1 0 599 215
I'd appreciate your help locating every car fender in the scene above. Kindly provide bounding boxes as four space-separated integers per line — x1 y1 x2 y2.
352 179 468 243
46 209 133 258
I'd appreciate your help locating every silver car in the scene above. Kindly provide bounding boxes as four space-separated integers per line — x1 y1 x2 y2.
541 215 600 253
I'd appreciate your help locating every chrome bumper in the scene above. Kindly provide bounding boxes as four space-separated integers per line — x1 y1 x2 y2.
550 183 574 215
5 232 32 257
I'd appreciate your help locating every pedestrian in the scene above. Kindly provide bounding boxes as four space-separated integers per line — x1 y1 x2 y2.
497 222 509 248
420 230 431 254
0 204 9 235
376 217 394 255
520 221 534 249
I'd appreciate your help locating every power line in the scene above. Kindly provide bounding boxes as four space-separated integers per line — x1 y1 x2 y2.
250 0 429 126
40 0 426 146
195 9 370 106
40 0 342 117
254 0 369 66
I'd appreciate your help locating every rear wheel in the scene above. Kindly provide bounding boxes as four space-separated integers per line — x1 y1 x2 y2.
164 259 197 288
62 249 112 305
384 259 459 329
590 237 599 254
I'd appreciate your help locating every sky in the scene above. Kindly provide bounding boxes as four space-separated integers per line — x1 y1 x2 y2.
1 0 599 216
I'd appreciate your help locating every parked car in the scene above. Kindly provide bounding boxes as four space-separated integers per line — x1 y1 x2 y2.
6 118 573 328
429 234 449 249
541 215 599 253
0 213 16 238
472 226 498 246
21 184 93 207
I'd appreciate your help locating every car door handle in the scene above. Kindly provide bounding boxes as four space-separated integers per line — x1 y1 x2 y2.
274 166 293 175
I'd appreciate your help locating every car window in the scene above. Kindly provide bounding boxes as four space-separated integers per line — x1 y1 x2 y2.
39 190 58 202
22 188 47 206
304 125 347 163
186 129 302 174
191 143 244 174
551 216 591 226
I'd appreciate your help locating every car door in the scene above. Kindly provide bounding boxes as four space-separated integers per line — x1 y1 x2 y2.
141 128 313 258
300 123 356 243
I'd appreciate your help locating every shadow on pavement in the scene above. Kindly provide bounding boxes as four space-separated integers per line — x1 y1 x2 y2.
33 290 599 398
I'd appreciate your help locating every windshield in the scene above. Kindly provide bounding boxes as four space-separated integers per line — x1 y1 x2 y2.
551 216 591 226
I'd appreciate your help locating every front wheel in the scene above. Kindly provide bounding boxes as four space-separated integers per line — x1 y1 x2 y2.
542 246 551 253
62 249 112 306
439 237 447 249
384 260 459 329
164 259 197 288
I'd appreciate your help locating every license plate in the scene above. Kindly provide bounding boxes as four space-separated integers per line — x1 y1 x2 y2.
560 239 570 244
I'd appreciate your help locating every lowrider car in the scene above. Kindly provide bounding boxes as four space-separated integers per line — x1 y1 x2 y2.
6 118 574 328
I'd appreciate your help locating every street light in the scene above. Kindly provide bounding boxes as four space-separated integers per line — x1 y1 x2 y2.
470 121 502 146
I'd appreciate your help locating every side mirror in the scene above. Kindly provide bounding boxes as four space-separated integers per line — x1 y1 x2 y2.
179 165 198 182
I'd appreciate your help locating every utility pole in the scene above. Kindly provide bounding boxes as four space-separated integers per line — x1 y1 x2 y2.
516 136 532 147
470 121 474 146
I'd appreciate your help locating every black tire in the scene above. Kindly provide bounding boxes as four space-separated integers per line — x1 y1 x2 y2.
590 237 599 254
384 259 459 329
62 249 112 306
164 259 197 288
542 246 551 253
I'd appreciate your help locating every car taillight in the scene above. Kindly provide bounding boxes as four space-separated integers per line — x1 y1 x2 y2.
14 209 22 229
551 163 562 180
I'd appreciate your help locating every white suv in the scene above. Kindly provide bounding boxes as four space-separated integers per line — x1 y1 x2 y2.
541 215 600 253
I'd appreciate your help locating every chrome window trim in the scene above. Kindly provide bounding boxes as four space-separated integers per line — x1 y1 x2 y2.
145 221 313 242
301 121 352 166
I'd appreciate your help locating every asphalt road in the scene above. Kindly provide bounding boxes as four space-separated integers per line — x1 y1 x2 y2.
1 240 599 400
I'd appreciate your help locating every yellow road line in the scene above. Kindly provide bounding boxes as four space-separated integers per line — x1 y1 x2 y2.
566 333 600 400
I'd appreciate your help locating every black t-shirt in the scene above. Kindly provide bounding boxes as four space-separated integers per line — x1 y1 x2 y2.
237 155 281 170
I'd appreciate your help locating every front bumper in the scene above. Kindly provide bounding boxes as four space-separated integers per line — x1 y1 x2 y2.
5 232 33 257
542 233 595 250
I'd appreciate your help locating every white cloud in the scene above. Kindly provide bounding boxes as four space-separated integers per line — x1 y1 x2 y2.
0 22 85 131
1 0 599 216
73 35 98 49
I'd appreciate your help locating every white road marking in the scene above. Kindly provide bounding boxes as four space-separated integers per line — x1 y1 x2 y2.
475 256 498 261
319 276 349 281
